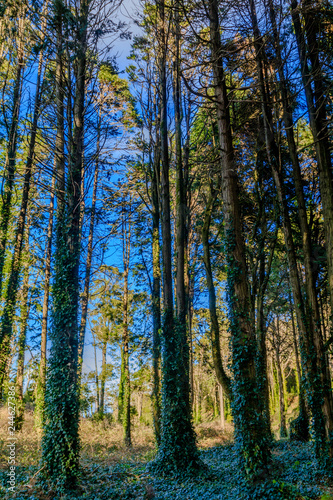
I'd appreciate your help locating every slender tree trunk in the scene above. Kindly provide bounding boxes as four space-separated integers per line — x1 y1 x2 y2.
269 0 329 445
249 0 328 460
138 392 143 422
255 223 276 441
292 1 333 457
122 209 131 447
54 9 65 217
0 12 25 298
118 347 124 423
35 170 55 429
218 384 225 431
0 29 45 391
151 115 162 444
99 340 107 414
291 0 333 326
201 189 231 398
174 0 186 326
78 114 100 378
152 0 199 473
15 260 30 431
208 0 270 475
290 297 310 441
93 331 100 414
275 318 287 438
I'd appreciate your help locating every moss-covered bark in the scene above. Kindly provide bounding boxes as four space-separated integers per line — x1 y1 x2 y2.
208 0 270 477
41 0 88 489
150 0 200 474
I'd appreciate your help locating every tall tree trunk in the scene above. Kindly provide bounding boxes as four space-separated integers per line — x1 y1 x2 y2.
290 297 310 441
151 0 199 473
269 0 328 445
93 330 100 414
173 0 194 446
99 340 107 414
291 0 333 457
208 0 270 476
249 0 330 460
218 384 225 431
78 114 100 379
42 0 88 487
121 208 131 447
15 255 30 431
0 11 25 298
151 107 162 444
291 0 333 325
275 317 287 438
0 20 45 391
174 0 186 326
35 170 55 429
255 222 276 441
201 189 231 398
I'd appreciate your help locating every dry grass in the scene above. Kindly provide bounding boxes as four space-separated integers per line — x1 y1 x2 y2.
195 420 233 448
0 408 42 469
80 418 156 467
0 407 233 473
0 408 330 500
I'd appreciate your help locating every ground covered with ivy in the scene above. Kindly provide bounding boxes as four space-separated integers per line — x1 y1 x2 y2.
1 412 333 499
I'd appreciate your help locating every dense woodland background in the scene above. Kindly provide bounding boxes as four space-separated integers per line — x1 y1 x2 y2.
0 0 333 498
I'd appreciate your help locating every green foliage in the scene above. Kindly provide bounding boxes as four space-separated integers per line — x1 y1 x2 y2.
98 62 139 129
91 410 113 424
1 441 329 499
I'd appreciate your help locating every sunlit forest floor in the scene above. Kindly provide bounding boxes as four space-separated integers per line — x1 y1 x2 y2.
0 409 333 500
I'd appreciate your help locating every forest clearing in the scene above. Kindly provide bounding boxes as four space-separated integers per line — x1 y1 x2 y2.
1 409 333 499
1 0 333 498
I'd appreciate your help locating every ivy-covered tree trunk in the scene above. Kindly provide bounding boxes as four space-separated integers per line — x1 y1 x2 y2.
249 0 330 461
151 0 199 474
42 0 88 488
0 18 44 391
151 110 162 444
291 0 333 458
0 9 25 300
36 0 65 429
173 0 196 456
255 219 276 442
268 0 320 445
208 0 270 476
